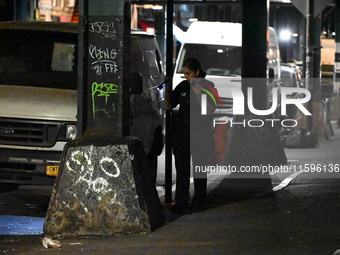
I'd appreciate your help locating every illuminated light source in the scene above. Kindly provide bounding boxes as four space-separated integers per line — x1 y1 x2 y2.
152 5 163 10
66 125 77 140
268 48 274 57
279 29 291 41
141 4 153 9
139 4 163 10
189 18 198 22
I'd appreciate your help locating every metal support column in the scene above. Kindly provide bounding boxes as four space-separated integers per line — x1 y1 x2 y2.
335 0 340 126
78 0 130 136
305 0 315 130
165 0 173 204
225 0 287 167
242 0 268 106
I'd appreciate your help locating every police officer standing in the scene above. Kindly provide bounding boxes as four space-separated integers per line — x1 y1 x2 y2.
166 58 216 214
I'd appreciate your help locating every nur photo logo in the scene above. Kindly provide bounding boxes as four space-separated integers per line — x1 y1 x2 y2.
198 79 312 128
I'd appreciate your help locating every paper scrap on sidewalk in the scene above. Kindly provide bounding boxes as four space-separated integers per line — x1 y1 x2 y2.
42 236 62 249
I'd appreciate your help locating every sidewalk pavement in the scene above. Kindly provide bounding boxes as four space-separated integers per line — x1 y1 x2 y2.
10 124 340 255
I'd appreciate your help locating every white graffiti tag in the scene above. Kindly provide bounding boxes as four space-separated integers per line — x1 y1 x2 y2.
100 157 120 178
66 146 121 195
88 21 117 40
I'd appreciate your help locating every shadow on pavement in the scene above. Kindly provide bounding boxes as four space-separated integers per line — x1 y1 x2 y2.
205 172 273 210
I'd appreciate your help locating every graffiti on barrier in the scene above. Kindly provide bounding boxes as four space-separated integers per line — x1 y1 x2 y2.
65 147 121 195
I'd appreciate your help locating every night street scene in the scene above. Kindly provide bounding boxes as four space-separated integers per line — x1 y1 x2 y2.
1 0 340 254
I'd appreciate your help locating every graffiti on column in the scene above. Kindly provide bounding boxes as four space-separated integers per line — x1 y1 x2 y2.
91 82 118 118
89 44 118 75
89 21 117 40
87 18 122 124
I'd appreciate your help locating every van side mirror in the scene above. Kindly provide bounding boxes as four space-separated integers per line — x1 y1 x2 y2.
131 73 143 94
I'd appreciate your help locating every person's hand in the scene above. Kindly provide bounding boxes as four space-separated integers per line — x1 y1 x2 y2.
164 75 173 110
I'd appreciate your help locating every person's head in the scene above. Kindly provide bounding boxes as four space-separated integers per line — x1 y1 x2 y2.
182 58 206 82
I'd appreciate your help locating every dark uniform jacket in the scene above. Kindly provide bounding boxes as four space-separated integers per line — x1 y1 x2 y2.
170 79 217 156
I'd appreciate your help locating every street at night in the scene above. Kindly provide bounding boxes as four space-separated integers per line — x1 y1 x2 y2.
1 0 340 254
1 123 340 255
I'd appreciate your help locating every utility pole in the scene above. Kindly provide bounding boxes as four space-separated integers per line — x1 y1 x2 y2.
165 0 174 204
77 0 128 136
291 0 330 135
305 0 315 131
225 0 287 167
334 0 340 126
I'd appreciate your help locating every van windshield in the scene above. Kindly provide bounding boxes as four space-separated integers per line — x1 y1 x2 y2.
176 43 241 77
0 29 77 90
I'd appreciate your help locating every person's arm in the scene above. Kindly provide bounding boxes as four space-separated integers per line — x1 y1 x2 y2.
166 80 182 110
202 80 219 115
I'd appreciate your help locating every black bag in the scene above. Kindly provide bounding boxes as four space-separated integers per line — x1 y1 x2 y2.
281 128 318 148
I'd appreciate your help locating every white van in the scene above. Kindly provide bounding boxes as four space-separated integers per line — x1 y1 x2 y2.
0 22 164 191
173 21 281 117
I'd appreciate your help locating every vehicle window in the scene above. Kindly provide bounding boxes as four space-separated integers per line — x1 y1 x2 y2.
51 43 75 72
130 41 142 74
281 70 295 87
155 49 163 74
148 48 162 78
0 30 77 90
142 42 162 81
131 36 163 88
177 43 241 76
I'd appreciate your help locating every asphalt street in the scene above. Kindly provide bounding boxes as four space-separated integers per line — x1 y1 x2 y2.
1 123 340 255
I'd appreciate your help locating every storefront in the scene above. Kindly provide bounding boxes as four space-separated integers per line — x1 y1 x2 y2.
38 0 76 22
0 0 77 22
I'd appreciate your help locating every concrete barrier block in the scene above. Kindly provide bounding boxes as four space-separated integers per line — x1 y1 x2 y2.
43 132 165 237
